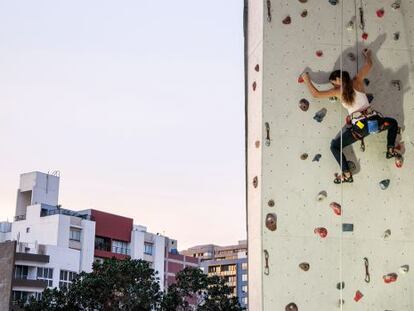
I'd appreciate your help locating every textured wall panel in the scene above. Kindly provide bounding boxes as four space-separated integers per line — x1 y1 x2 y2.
247 0 414 310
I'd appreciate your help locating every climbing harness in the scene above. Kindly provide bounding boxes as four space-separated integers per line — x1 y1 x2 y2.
363 257 370 283
346 107 383 152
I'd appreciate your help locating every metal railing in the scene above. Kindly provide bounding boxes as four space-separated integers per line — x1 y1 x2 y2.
40 208 95 221
14 214 26 222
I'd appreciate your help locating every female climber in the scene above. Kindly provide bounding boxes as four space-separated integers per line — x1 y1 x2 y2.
301 48 400 184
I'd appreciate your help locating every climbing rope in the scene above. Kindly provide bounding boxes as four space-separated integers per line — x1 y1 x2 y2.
339 0 345 310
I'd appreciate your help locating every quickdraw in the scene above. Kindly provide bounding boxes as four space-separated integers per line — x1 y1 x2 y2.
364 257 370 283
264 250 270 275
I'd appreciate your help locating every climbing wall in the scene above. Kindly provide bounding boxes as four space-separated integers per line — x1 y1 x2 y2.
246 0 414 310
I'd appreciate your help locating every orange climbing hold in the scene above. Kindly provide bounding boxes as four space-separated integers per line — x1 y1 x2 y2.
329 202 341 216
314 227 328 238
383 273 398 283
395 155 403 168
298 76 304 83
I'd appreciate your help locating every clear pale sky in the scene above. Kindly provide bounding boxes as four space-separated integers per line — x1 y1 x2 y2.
0 0 245 250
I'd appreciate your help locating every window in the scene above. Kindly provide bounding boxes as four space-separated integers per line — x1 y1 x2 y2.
95 236 111 252
59 270 77 288
37 267 53 287
15 265 28 279
144 242 153 255
242 262 248 270
242 273 248 282
112 240 130 255
242 297 248 305
70 228 81 241
242 285 248 294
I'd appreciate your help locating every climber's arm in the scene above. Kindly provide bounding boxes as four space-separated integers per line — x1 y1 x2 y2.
302 73 340 99
355 48 373 81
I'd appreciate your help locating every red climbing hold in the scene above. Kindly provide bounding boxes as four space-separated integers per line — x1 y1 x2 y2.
395 155 403 168
362 32 368 40
252 81 257 91
383 273 398 284
354 290 363 302
330 202 342 216
376 8 385 18
316 50 323 57
255 64 260 72
314 227 328 238
298 76 304 83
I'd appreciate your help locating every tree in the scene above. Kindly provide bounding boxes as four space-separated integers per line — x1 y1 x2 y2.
25 258 161 311
161 267 244 311
24 260 244 311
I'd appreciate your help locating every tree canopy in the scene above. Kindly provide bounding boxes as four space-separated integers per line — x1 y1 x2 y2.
24 258 244 311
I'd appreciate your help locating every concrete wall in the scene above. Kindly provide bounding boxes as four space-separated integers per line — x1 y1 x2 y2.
16 172 59 217
0 241 16 311
247 0 414 310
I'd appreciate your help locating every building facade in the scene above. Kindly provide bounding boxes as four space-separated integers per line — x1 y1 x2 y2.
183 241 248 308
0 171 198 306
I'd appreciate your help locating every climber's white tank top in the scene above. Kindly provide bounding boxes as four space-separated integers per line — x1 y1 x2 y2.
342 89 371 115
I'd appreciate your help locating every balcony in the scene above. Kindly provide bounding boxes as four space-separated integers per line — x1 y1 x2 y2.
13 278 48 289
15 242 49 264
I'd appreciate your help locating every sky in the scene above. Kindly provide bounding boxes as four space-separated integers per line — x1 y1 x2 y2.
0 0 245 250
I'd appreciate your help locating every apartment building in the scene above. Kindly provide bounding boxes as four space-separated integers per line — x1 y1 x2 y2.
182 241 248 308
0 171 198 307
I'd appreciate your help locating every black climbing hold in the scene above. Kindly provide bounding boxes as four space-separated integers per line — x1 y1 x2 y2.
301 10 308 18
265 213 277 231
282 16 291 25
383 229 391 239
252 81 257 91
379 179 390 190
299 0 308 3
342 223 354 232
312 154 322 162
329 0 338 5
285 303 298 311
399 265 409 274
367 93 374 103
347 52 356 61
393 32 400 41
255 64 260 72
317 191 327 201
299 98 310 111
313 108 327 122
300 153 308 160
391 0 401 10
268 199 275 207
391 80 401 91
299 263 310 271
253 176 258 188
363 78 370 86
336 282 345 290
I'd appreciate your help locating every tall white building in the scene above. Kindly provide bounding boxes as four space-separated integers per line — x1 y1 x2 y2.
0 171 198 307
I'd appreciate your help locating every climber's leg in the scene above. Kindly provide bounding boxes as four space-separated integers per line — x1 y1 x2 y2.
330 127 359 173
379 117 399 156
